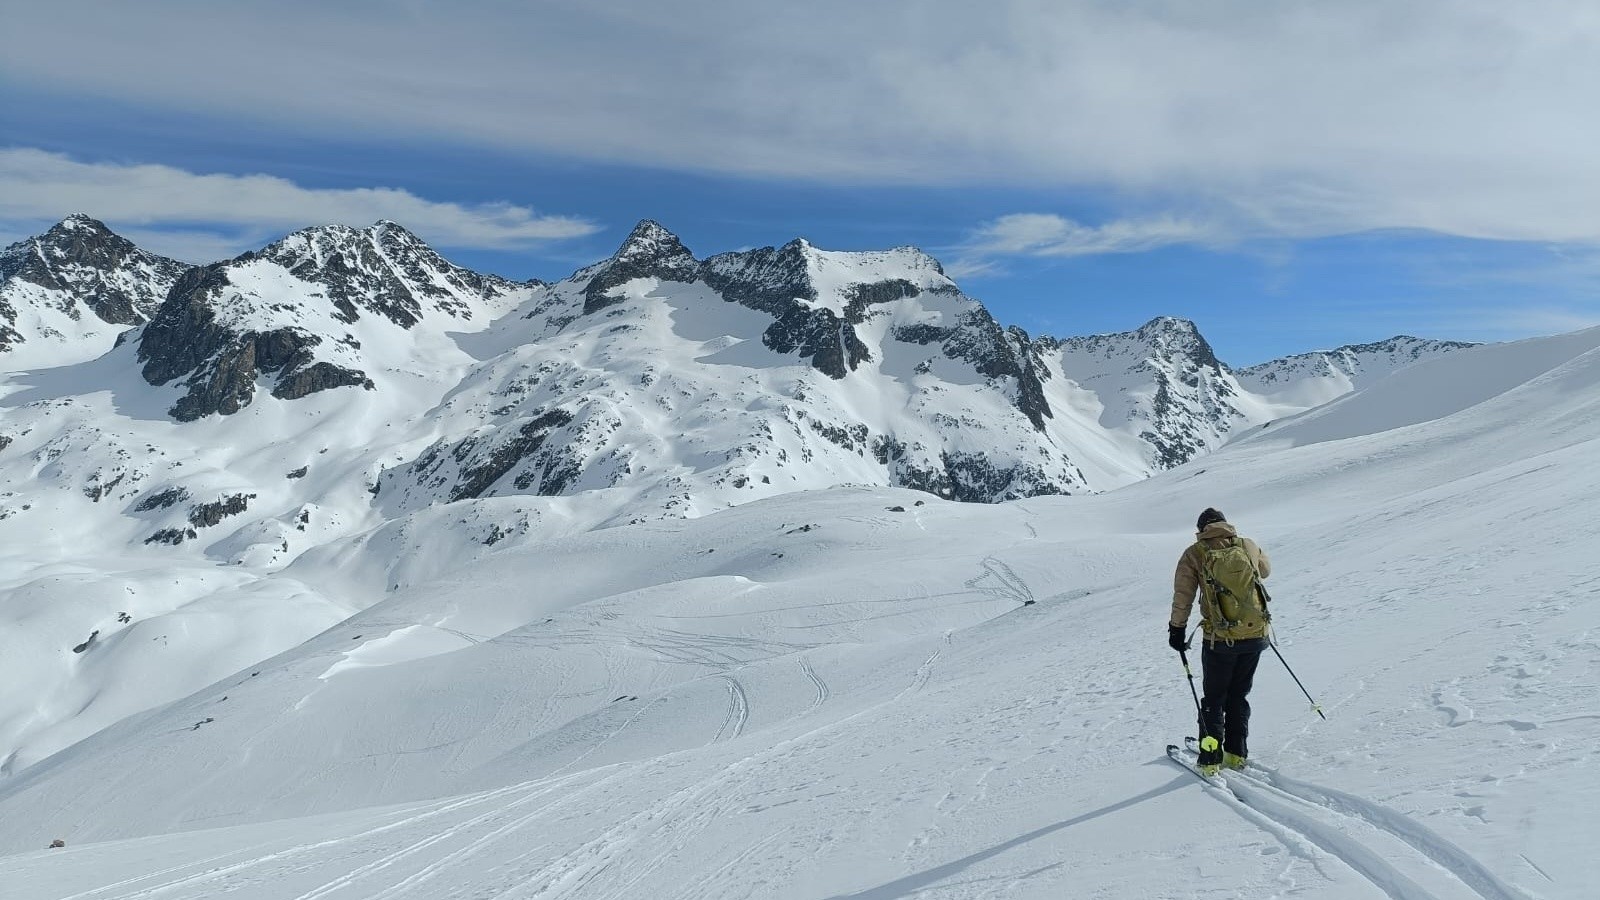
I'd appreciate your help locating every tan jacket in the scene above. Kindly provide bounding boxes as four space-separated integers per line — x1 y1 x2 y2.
1170 522 1271 631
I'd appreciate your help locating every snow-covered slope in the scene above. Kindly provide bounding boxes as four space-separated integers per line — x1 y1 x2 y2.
1 326 1595 899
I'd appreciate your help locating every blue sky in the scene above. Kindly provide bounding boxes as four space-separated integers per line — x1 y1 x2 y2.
4 1 1598 366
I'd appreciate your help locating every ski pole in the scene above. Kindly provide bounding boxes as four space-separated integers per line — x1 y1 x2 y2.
1268 636 1326 720
1177 635 1221 757
1176 641 1201 717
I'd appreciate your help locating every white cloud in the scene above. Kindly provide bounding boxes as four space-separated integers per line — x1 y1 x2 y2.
947 213 1223 277
4 2 1600 248
0 149 598 260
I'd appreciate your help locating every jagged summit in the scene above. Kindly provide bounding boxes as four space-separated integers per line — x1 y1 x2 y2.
613 219 693 262
1133 316 1222 368
126 219 526 421
256 220 522 328
1136 315 1199 335
582 220 700 314
25 213 144 263
50 212 116 235
1 215 190 359
264 220 428 258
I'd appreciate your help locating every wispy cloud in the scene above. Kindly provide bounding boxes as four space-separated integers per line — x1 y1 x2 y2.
947 213 1223 278
0 148 599 261
6 2 1600 249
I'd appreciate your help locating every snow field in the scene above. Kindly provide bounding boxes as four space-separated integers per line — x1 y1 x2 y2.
0 321 1595 896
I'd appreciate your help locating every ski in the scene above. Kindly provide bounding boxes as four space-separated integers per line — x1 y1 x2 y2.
1165 743 1224 786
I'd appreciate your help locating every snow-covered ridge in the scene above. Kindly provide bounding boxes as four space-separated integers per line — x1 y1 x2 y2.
1235 335 1479 410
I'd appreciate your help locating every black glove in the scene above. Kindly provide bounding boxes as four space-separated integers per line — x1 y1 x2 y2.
1168 625 1189 652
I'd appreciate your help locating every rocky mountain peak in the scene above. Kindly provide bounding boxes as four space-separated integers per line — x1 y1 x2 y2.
613 220 694 265
581 220 701 315
256 221 516 329
47 213 118 239
27 214 149 270
1 216 190 355
1128 316 1221 368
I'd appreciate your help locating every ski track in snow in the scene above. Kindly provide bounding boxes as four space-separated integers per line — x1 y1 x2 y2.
712 676 750 744
1177 744 1531 900
965 556 1033 605
447 640 953 899
799 657 829 713
1238 764 1531 900
54 772 605 900
91 639 949 900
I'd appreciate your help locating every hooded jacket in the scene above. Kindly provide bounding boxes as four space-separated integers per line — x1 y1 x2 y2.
1170 521 1271 634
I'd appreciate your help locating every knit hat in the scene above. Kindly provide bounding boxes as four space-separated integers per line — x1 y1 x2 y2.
1196 508 1227 530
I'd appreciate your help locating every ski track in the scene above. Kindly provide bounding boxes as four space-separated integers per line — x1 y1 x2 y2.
478 639 954 899
712 676 749 743
34 633 947 900
965 557 1033 605
663 826 795 900
1239 764 1531 900
546 696 668 779
1178 744 1530 900
343 765 647 900
799 657 829 713
1224 776 1445 900
56 772 602 900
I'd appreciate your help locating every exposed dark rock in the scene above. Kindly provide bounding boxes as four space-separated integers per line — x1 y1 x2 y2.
583 220 700 315
701 244 915 379
894 451 1066 503
286 466 308 479
138 265 373 420
134 486 191 512
269 360 374 402
893 311 1053 429
83 470 127 502
144 527 197 546
189 493 255 528
260 221 520 329
803 416 868 453
446 409 577 501
0 215 190 350
701 241 816 312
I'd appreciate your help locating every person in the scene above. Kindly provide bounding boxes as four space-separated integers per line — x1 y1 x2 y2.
1168 507 1272 775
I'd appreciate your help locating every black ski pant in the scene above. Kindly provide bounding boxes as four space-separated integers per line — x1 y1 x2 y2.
1197 639 1265 763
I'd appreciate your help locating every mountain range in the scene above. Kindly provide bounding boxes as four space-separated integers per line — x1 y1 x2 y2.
2 214 1473 520
0 213 1476 779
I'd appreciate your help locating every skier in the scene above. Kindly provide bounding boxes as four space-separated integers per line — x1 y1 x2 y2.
1168 508 1272 776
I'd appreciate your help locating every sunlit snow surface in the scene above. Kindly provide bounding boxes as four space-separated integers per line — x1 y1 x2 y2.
1 327 1597 898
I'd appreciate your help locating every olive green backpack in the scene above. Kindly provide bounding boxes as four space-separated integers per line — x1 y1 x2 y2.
1198 537 1271 642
